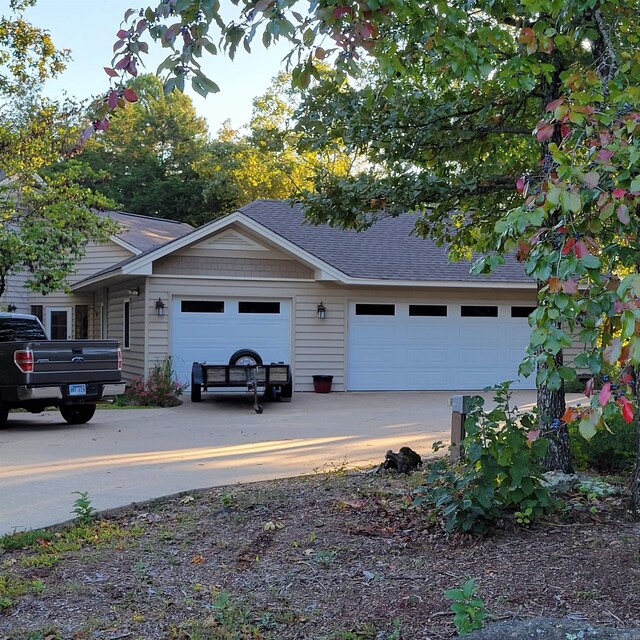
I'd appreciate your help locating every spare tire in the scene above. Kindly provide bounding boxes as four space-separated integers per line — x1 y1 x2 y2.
229 349 263 366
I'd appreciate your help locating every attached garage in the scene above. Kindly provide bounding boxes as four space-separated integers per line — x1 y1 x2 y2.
347 301 535 391
170 297 291 385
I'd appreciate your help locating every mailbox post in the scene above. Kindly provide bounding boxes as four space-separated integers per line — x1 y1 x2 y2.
450 395 472 460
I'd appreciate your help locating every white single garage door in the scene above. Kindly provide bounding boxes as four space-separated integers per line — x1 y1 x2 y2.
347 302 534 391
171 298 291 386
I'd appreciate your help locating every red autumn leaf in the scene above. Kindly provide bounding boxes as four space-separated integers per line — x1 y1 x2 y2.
603 338 622 365
539 35 555 53
516 240 530 262
115 56 131 70
333 6 353 18
535 122 555 141
584 377 595 397
620 397 634 424
617 204 630 225
519 27 535 44
116 29 130 39
136 18 148 34
598 149 614 162
108 91 118 109
561 279 579 294
546 98 564 112
516 176 527 194
104 66 119 78
562 237 576 255
599 382 611 406
614 299 626 313
123 88 138 102
573 239 589 258
127 59 138 77
613 188 626 198
560 122 572 138
548 277 562 293
622 370 634 384
527 429 541 444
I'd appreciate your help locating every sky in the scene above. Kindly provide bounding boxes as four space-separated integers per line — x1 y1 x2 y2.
24 0 292 134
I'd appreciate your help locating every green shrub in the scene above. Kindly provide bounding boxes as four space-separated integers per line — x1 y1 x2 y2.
569 411 637 472
124 357 186 407
414 383 555 534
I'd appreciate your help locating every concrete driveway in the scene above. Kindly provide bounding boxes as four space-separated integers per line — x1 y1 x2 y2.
0 390 539 534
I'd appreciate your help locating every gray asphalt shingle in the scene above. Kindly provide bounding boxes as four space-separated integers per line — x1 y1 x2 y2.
240 199 530 283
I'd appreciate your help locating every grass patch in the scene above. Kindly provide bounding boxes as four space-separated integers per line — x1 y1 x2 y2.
0 574 45 610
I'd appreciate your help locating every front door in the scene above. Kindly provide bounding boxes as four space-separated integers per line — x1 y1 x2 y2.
46 307 72 340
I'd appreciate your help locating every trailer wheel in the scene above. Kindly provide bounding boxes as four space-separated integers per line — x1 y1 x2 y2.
60 404 96 425
0 401 8 428
229 349 263 366
191 375 202 402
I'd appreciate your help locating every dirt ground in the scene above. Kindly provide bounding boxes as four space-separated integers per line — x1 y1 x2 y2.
1 467 639 640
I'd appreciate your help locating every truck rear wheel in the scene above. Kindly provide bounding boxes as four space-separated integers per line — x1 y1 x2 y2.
0 401 8 428
60 404 96 425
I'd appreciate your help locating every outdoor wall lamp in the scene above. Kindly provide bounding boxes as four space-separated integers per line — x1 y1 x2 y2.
7 304 16 313
155 298 166 316
317 301 326 320
128 286 140 296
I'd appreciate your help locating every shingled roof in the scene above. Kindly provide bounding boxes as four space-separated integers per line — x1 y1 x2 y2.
240 200 530 283
98 210 193 253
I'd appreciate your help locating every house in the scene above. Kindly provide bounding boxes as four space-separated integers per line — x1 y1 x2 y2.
2 199 542 392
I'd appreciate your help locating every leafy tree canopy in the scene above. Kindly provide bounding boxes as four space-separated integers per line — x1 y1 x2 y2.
0 1 115 299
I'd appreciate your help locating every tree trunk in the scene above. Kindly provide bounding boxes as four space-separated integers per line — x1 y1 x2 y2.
538 350 573 473
631 367 640 513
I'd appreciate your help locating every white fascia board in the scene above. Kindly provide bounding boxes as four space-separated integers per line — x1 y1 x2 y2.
338 276 536 289
122 262 153 275
111 235 142 255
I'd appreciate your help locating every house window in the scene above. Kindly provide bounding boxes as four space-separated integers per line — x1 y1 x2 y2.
181 300 224 313
123 300 130 349
30 305 43 322
355 304 395 316
461 305 498 317
238 301 280 314
74 305 89 339
511 306 537 318
409 304 447 317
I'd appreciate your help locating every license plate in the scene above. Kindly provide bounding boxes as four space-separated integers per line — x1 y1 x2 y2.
69 384 86 396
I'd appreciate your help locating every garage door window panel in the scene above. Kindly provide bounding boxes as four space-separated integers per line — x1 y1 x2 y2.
181 301 224 313
238 301 281 314
461 305 498 317
511 306 537 318
355 304 395 316
409 304 447 317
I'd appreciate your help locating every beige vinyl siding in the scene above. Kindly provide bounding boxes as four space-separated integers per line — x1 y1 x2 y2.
154 255 313 279
106 282 146 381
25 241 136 338
2 270 29 313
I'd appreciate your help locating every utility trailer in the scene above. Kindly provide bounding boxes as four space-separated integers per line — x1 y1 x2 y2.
190 349 292 413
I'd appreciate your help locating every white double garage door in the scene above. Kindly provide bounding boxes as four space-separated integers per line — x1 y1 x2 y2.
171 297 535 390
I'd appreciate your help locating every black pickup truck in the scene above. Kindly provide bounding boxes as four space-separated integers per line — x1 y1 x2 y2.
0 313 125 427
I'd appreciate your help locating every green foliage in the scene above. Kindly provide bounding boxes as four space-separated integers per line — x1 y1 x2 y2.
444 579 489 636
124 357 186 407
414 384 555 534
0 574 44 610
71 491 96 524
0 529 55 551
569 412 637 473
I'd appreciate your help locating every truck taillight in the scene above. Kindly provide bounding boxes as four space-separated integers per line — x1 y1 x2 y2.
117 347 122 371
14 349 34 373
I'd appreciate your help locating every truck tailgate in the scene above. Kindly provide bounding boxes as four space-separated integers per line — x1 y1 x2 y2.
25 340 121 384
